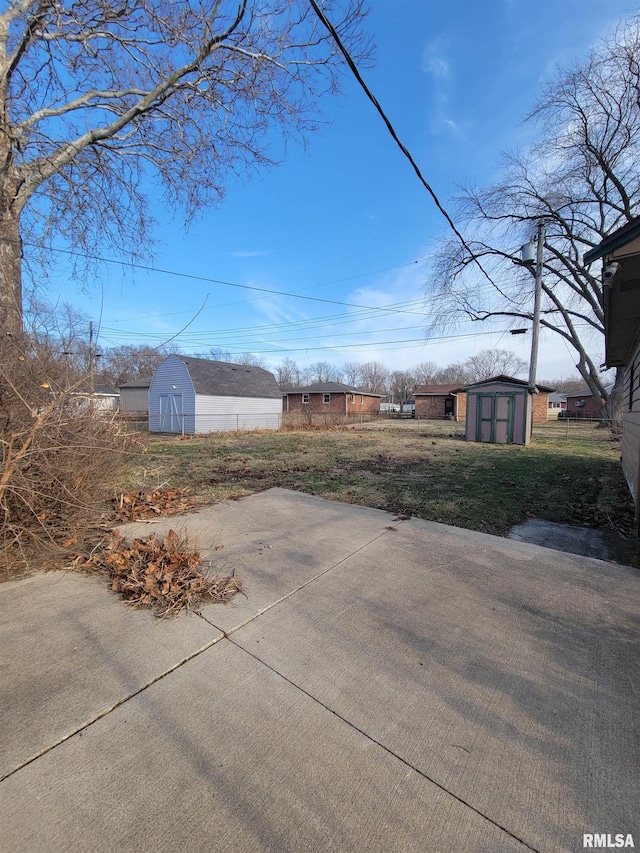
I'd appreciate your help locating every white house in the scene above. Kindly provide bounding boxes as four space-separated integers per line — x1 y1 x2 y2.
149 355 282 434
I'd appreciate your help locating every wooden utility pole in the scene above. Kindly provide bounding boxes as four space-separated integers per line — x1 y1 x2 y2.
528 219 544 390
88 321 95 401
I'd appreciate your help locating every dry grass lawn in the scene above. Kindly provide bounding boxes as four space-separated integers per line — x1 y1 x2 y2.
119 420 634 538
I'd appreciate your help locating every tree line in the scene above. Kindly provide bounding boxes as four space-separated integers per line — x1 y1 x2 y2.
29 303 583 400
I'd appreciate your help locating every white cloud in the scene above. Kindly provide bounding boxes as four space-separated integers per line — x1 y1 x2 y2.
228 249 271 258
422 39 451 79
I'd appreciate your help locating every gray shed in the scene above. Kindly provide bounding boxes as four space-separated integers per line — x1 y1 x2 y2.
118 377 152 415
149 355 282 434
460 375 554 445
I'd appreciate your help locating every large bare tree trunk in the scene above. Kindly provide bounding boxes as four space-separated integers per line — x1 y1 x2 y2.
0 15 21 338
0 211 22 337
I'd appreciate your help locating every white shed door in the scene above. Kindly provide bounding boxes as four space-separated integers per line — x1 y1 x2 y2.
159 394 183 433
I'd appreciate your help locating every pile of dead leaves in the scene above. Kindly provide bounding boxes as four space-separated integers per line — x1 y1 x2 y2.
84 529 243 617
111 488 196 523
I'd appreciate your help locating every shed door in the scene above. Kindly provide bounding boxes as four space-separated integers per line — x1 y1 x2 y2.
476 394 515 443
477 394 494 442
494 395 514 444
159 394 183 433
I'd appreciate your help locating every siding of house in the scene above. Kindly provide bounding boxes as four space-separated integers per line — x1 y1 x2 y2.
622 337 640 506
149 357 196 433
564 393 601 417
286 392 379 414
195 394 282 432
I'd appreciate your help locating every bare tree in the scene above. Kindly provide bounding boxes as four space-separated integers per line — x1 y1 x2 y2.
463 349 527 383
426 16 640 420
0 1 372 333
538 376 585 393
97 344 175 388
359 359 388 393
434 363 469 385
24 297 90 374
413 361 439 385
306 360 343 384
275 357 302 390
342 361 362 387
388 369 415 403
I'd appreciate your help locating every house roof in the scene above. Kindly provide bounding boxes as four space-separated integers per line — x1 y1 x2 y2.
413 384 462 396
583 216 640 265
77 384 119 396
170 355 281 399
563 389 595 398
454 375 555 393
284 382 384 397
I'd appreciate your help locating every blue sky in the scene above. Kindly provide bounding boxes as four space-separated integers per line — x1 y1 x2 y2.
45 0 638 381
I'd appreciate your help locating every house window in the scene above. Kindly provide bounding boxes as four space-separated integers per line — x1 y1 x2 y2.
629 361 635 411
302 394 309 404
323 393 330 404
360 396 364 404
349 395 355 403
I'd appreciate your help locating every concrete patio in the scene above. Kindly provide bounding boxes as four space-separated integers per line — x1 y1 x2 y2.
1 488 638 852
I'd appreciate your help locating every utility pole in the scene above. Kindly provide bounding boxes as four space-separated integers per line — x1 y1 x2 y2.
88 320 95 401
528 219 544 390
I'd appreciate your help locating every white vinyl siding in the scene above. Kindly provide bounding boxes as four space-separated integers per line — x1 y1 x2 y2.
195 395 282 432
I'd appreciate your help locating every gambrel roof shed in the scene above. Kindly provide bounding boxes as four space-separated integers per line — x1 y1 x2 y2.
149 355 282 434
171 355 281 398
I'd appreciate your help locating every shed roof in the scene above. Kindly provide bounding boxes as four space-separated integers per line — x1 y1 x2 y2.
171 355 281 399
413 384 462 396
455 375 555 393
284 382 384 397
119 377 153 389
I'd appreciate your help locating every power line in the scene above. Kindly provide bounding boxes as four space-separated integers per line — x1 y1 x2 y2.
101 259 427 323
26 242 433 318
308 0 512 302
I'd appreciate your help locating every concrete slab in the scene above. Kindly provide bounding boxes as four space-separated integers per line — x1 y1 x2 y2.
117 488 396 633
0 571 221 780
1 489 638 852
227 510 640 852
1 640 526 852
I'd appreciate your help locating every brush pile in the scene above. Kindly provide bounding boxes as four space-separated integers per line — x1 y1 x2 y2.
85 529 242 617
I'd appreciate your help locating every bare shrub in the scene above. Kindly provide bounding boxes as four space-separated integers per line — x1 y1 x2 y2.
0 334 134 579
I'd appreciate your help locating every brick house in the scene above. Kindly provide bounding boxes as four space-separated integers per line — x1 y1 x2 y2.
562 390 603 418
413 384 467 421
283 382 383 415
